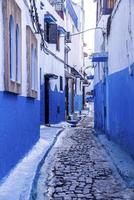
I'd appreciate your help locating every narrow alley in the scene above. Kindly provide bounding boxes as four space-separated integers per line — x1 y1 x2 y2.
31 111 134 200
1 0 134 199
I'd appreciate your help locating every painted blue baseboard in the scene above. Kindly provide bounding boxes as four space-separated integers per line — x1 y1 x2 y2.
94 67 134 157
0 92 40 180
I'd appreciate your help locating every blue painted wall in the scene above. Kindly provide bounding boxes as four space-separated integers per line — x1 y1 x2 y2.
94 81 105 131
95 67 134 157
49 86 65 124
0 92 40 180
40 84 65 124
74 94 82 112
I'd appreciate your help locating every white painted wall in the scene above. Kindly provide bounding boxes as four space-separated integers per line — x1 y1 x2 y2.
0 0 85 98
38 0 65 93
94 14 109 85
0 0 41 99
94 0 134 85
108 0 134 75
66 1 84 96
66 4 84 71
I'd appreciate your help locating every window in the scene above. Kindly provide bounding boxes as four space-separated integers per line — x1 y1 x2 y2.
9 15 15 81
44 22 57 44
80 80 81 91
26 26 38 98
3 0 21 94
75 79 77 94
56 31 60 51
60 76 63 91
16 24 21 83
107 0 116 9
31 44 35 90
31 45 37 90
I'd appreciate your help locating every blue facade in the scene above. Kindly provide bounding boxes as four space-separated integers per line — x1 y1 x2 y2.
40 84 65 124
94 66 134 157
0 92 40 180
94 81 105 131
49 86 65 124
40 84 45 124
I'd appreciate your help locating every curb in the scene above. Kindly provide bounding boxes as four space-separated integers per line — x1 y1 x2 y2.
29 128 64 200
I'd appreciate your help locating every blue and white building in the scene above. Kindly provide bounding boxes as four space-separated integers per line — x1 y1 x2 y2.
0 0 41 180
93 0 134 157
65 0 85 117
0 0 85 181
39 0 85 123
39 0 66 124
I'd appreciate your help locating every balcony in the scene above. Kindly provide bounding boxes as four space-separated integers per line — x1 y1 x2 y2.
48 0 65 19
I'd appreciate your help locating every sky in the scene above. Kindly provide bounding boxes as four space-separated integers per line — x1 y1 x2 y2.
84 0 96 52
73 0 96 53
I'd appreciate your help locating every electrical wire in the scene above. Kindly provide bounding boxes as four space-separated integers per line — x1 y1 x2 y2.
29 0 48 53
70 27 104 36
27 0 88 79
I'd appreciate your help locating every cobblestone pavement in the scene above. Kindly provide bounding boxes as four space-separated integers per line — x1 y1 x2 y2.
36 114 134 200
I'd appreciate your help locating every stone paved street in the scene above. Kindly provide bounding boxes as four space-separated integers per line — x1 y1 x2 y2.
36 114 134 200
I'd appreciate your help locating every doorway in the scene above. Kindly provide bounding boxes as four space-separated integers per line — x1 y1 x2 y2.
71 79 74 113
65 78 69 117
45 77 49 124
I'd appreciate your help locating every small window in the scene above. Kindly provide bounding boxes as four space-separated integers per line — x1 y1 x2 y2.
107 0 116 9
31 44 35 90
80 80 81 91
31 46 37 90
44 22 49 42
75 79 77 94
16 24 21 83
26 26 38 98
60 76 63 91
56 31 60 51
3 0 22 94
9 15 15 81
44 22 57 44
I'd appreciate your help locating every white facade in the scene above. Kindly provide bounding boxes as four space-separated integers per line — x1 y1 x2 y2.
108 0 134 75
94 0 134 84
94 0 134 157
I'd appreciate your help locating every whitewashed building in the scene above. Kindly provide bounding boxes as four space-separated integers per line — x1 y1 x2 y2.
0 0 41 180
65 0 85 117
0 0 85 181
93 0 134 157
